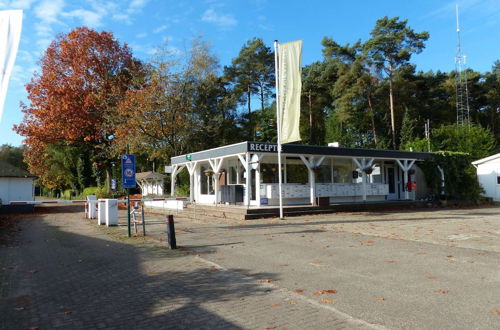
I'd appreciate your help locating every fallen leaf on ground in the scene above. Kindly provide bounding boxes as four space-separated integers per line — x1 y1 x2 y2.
321 298 334 303
385 260 396 263
434 289 449 294
426 275 437 279
63 311 72 315
311 260 321 264
293 289 303 293
279 264 288 267
446 255 453 258
313 289 337 295
288 301 297 305
375 297 385 301
271 303 281 307
490 309 500 315
15 307 25 311
417 251 426 255
259 279 273 283
266 326 277 330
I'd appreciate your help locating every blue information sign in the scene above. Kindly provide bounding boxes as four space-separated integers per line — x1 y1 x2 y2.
121 154 136 189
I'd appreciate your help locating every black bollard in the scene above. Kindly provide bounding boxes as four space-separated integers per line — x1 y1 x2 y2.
166 214 177 249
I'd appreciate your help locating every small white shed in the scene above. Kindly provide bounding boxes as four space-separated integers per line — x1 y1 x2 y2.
0 160 36 204
136 171 166 196
472 153 500 201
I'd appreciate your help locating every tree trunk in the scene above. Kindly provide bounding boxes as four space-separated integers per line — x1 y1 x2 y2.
105 165 112 194
367 92 378 146
388 62 396 149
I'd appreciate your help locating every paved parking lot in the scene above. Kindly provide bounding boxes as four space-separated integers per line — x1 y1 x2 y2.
1 205 499 329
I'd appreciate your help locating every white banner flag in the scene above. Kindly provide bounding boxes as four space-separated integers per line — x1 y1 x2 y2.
278 40 302 144
0 10 23 122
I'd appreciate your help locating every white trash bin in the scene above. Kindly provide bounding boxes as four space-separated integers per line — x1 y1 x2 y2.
105 199 118 226
97 199 106 225
86 195 97 219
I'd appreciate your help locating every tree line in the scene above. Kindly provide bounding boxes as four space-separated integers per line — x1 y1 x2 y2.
11 17 500 194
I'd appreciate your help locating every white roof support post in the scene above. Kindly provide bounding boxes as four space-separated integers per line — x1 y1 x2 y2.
208 158 223 205
186 161 198 203
300 155 326 206
237 153 251 206
353 158 374 202
170 164 185 197
395 159 416 200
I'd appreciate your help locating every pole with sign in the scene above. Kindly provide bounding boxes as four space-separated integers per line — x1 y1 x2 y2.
122 152 136 237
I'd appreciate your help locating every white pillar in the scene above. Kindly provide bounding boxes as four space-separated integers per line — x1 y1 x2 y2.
309 168 316 205
246 154 251 206
170 165 178 196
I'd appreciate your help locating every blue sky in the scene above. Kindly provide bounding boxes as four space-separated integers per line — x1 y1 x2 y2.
1 0 499 147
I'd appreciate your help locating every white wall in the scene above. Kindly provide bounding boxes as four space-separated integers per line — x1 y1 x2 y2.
0 178 35 204
476 160 500 201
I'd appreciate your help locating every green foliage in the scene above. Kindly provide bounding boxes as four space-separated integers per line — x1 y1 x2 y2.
399 107 417 147
419 151 483 201
82 187 99 197
432 124 495 160
0 144 27 170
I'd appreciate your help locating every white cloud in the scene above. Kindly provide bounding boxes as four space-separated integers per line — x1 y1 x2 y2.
34 0 65 24
112 0 149 23
0 0 36 9
153 24 169 33
201 8 237 28
62 8 105 27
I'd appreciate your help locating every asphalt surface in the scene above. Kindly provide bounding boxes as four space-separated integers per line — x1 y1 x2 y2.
1 205 499 329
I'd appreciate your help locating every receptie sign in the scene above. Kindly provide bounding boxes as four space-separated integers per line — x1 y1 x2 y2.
121 154 136 189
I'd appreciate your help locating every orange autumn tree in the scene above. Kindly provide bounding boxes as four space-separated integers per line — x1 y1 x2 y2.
15 27 141 190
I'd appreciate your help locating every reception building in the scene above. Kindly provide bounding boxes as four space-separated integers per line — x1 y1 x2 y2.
170 142 432 207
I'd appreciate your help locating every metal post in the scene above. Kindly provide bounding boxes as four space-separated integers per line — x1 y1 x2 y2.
126 145 131 238
274 40 284 220
166 215 177 249
141 201 146 236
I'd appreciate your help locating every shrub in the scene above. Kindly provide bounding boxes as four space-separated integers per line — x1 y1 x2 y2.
419 151 483 201
82 187 99 198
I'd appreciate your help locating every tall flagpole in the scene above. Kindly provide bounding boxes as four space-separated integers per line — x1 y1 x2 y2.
274 40 284 220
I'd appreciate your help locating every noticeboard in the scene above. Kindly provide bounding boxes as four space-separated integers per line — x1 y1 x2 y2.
121 154 136 189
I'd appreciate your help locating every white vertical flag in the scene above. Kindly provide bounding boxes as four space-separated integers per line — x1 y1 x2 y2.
0 10 23 122
278 40 302 144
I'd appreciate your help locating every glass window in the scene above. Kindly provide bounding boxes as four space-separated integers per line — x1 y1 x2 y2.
497 176 500 185
200 164 215 195
261 163 280 183
286 158 308 184
332 158 353 183
315 161 331 183
370 163 382 183
226 159 245 185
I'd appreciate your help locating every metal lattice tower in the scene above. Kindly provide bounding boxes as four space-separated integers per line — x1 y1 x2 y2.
455 4 470 126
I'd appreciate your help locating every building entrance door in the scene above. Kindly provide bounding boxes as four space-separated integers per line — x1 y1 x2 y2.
385 165 398 200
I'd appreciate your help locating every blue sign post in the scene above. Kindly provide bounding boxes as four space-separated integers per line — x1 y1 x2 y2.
122 154 136 237
121 154 136 189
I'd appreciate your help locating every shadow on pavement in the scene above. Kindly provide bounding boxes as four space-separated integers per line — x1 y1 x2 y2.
0 217 277 329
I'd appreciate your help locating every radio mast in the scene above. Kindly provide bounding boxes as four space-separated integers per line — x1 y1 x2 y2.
455 4 471 126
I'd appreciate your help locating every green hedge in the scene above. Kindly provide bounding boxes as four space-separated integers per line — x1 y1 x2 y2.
419 151 483 201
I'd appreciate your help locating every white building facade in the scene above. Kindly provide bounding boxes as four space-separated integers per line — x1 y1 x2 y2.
472 153 500 201
0 161 36 205
170 142 432 207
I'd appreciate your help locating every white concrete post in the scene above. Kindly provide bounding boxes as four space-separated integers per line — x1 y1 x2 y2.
246 154 251 206
238 154 250 206
170 165 178 197
396 159 415 200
